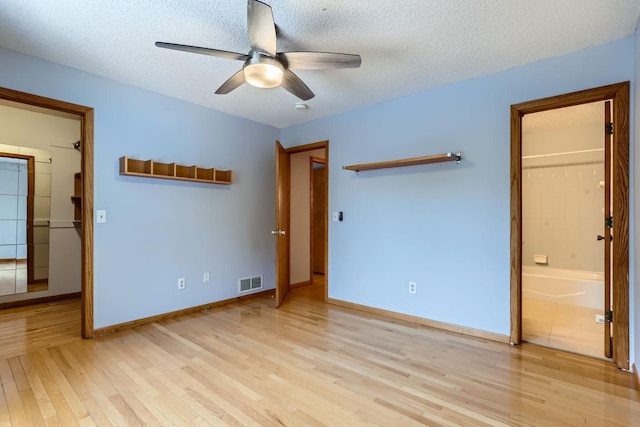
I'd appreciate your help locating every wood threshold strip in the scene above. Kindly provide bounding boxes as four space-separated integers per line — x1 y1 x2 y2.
93 289 273 337
327 298 509 343
343 152 461 172
0 292 81 310
290 280 312 289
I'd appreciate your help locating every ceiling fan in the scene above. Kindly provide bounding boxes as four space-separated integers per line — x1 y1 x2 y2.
155 0 361 101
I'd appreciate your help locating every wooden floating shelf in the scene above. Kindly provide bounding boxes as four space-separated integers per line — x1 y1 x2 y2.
343 152 462 172
119 156 232 185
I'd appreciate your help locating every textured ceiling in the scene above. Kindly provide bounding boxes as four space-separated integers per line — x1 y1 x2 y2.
0 1 638 128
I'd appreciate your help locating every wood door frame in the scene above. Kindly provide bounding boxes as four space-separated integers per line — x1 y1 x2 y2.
0 152 34 284
604 101 612 358
0 86 94 339
309 156 326 279
510 82 629 370
278 140 329 302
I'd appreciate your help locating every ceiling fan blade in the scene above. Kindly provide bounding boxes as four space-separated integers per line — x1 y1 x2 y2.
247 0 277 56
279 52 362 70
215 69 247 94
281 70 314 100
155 42 249 61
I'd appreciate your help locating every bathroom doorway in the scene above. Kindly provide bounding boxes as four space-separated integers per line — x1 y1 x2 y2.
520 101 609 358
510 82 629 370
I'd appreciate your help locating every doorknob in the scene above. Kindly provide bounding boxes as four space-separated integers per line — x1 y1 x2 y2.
271 230 286 235
597 234 612 241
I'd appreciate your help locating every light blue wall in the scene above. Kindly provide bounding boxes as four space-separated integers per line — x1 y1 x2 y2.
0 47 279 328
282 37 635 340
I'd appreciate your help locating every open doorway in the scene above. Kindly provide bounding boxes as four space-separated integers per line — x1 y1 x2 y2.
0 118 79 299
0 86 94 338
510 82 629 370
289 149 326 289
310 157 327 298
520 101 610 358
274 141 328 307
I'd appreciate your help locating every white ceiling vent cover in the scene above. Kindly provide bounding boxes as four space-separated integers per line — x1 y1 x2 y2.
238 275 263 294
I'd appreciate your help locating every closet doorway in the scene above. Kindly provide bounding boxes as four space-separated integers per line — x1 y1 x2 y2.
0 86 94 338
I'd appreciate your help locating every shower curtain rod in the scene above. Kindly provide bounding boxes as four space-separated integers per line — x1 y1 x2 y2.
522 160 603 170
522 148 603 160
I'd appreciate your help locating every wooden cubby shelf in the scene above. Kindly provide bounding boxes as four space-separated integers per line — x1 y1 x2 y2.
119 156 232 185
343 152 462 172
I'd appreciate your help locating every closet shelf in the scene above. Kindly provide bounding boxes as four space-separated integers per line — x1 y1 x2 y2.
70 172 81 227
343 152 462 172
119 156 232 185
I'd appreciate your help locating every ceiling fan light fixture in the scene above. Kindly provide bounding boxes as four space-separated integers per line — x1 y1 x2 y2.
244 55 284 88
156 1 360 100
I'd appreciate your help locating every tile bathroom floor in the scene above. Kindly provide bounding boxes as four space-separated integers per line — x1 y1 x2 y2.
522 298 606 359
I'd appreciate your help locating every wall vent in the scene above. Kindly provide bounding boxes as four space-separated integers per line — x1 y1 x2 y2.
238 275 263 294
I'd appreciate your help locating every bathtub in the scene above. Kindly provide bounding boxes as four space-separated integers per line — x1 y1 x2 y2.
522 265 604 310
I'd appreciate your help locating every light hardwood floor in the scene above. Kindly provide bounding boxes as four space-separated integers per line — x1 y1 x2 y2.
0 282 638 426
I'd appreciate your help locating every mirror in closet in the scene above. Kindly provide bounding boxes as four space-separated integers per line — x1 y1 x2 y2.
0 145 51 295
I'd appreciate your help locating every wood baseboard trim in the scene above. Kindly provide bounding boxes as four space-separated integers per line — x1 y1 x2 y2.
290 280 312 289
0 292 81 310
326 298 510 344
633 363 640 391
93 289 274 338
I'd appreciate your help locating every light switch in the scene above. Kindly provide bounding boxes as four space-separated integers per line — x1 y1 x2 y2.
96 209 107 223
332 212 339 222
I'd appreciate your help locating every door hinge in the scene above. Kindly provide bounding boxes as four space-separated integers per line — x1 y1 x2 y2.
605 310 613 323
605 122 613 135
605 216 613 228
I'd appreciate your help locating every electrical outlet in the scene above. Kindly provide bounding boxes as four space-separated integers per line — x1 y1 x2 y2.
178 278 186 290
203 272 210 283
409 281 417 294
